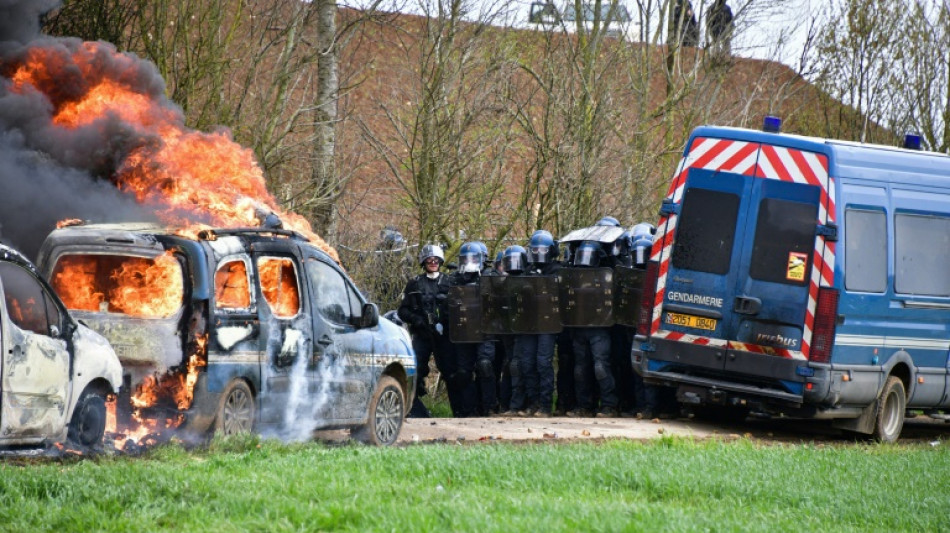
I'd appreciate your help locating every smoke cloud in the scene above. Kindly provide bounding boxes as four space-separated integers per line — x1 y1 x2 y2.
0 2 165 259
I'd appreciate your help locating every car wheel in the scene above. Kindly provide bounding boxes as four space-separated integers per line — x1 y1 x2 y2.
873 376 905 443
214 380 255 435
67 389 107 447
353 376 405 446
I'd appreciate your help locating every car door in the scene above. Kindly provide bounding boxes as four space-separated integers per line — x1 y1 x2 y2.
304 257 372 421
0 260 71 438
252 250 312 426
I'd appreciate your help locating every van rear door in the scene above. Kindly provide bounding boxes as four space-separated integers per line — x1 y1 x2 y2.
656 136 832 368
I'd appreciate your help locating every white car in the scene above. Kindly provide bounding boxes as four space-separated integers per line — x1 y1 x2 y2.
0 244 122 447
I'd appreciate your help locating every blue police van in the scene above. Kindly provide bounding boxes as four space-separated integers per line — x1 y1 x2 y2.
633 118 950 441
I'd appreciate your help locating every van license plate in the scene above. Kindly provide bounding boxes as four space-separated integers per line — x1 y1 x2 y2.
666 312 717 331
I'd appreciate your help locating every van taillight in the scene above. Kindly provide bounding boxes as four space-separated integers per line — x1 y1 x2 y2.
809 287 839 363
637 260 660 336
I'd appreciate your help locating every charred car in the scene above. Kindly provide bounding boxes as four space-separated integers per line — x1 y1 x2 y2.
0 244 122 448
37 223 415 446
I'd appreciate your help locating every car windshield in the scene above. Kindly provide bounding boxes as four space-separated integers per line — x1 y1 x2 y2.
51 252 184 318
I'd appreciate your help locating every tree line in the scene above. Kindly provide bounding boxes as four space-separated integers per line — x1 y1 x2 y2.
42 0 950 309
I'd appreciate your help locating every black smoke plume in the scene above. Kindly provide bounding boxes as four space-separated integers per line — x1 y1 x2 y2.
0 2 165 259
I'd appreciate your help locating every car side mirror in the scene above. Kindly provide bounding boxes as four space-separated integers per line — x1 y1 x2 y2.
360 303 379 328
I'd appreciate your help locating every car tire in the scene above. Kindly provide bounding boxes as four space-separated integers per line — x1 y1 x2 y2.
873 376 905 443
353 375 405 446
214 380 255 435
67 389 107 447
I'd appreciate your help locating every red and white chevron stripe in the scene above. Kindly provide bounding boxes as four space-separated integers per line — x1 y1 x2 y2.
650 137 833 361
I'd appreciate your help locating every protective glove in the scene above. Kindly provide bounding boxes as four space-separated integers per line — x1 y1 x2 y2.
435 323 444 335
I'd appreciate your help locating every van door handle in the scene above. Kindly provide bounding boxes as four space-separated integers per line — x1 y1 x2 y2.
734 296 762 315
317 335 333 347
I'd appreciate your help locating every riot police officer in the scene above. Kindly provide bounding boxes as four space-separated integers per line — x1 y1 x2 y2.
514 230 561 417
497 245 529 416
446 242 491 417
398 244 453 418
568 240 619 417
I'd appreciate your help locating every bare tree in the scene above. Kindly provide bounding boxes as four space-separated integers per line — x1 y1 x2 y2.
356 0 517 250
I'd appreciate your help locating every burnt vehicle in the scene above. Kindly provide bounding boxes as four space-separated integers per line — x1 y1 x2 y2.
36 223 416 446
0 244 122 448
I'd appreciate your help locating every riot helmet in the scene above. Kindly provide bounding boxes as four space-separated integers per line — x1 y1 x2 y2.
379 225 405 249
418 244 445 267
502 245 528 274
474 241 490 267
527 230 557 264
493 251 505 273
596 216 621 227
458 241 485 273
630 223 656 268
610 231 633 266
573 240 604 267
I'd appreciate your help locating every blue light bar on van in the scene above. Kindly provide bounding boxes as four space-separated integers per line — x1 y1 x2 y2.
763 116 782 133
903 133 922 150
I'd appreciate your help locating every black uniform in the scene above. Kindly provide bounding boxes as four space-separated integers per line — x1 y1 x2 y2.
398 272 453 415
445 270 484 417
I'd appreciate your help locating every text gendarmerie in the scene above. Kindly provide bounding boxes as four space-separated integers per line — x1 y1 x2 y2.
667 291 723 308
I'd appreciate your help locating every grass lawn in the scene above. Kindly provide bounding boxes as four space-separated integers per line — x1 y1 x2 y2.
0 436 947 532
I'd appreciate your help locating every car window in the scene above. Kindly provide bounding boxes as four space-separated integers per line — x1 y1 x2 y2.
51 252 184 318
845 209 887 293
305 259 352 324
672 187 740 275
214 258 252 310
749 198 816 286
0 261 52 335
895 213 950 296
257 256 300 318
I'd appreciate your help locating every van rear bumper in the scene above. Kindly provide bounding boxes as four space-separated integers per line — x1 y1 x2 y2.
632 335 833 408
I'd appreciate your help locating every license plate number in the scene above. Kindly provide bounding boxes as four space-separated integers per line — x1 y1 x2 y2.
666 312 717 331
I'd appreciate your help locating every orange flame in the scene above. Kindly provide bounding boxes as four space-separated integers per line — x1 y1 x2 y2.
8 40 338 262
258 258 300 317
52 253 183 318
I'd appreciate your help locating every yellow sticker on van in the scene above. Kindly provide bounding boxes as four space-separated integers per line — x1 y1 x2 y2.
786 252 807 281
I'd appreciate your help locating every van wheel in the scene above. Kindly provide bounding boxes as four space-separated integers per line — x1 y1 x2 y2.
68 390 107 447
873 376 905 443
353 376 405 446
214 380 255 435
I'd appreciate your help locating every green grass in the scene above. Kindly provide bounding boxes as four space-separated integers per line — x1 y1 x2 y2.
0 436 947 532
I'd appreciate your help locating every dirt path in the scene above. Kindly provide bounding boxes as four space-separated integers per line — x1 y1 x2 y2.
396 413 950 445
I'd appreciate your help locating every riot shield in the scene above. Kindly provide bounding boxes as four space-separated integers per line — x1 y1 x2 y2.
558 267 615 327
447 284 484 343
614 266 646 327
560 225 625 246
480 275 510 335
508 276 562 334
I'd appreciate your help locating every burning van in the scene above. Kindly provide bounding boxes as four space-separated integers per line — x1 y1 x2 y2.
0 243 122 448
36 222 416 446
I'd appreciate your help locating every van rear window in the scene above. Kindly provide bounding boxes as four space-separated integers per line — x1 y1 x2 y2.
51 252 184 318
749 198 816 285
896 213 950 296
671 187 739 275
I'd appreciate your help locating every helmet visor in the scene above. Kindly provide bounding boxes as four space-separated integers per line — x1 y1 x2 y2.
529 245 552 264
503 254 525 273
459 253 482 273
573 247 599 267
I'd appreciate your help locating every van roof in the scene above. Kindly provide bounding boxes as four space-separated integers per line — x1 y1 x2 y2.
690 125 950 188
